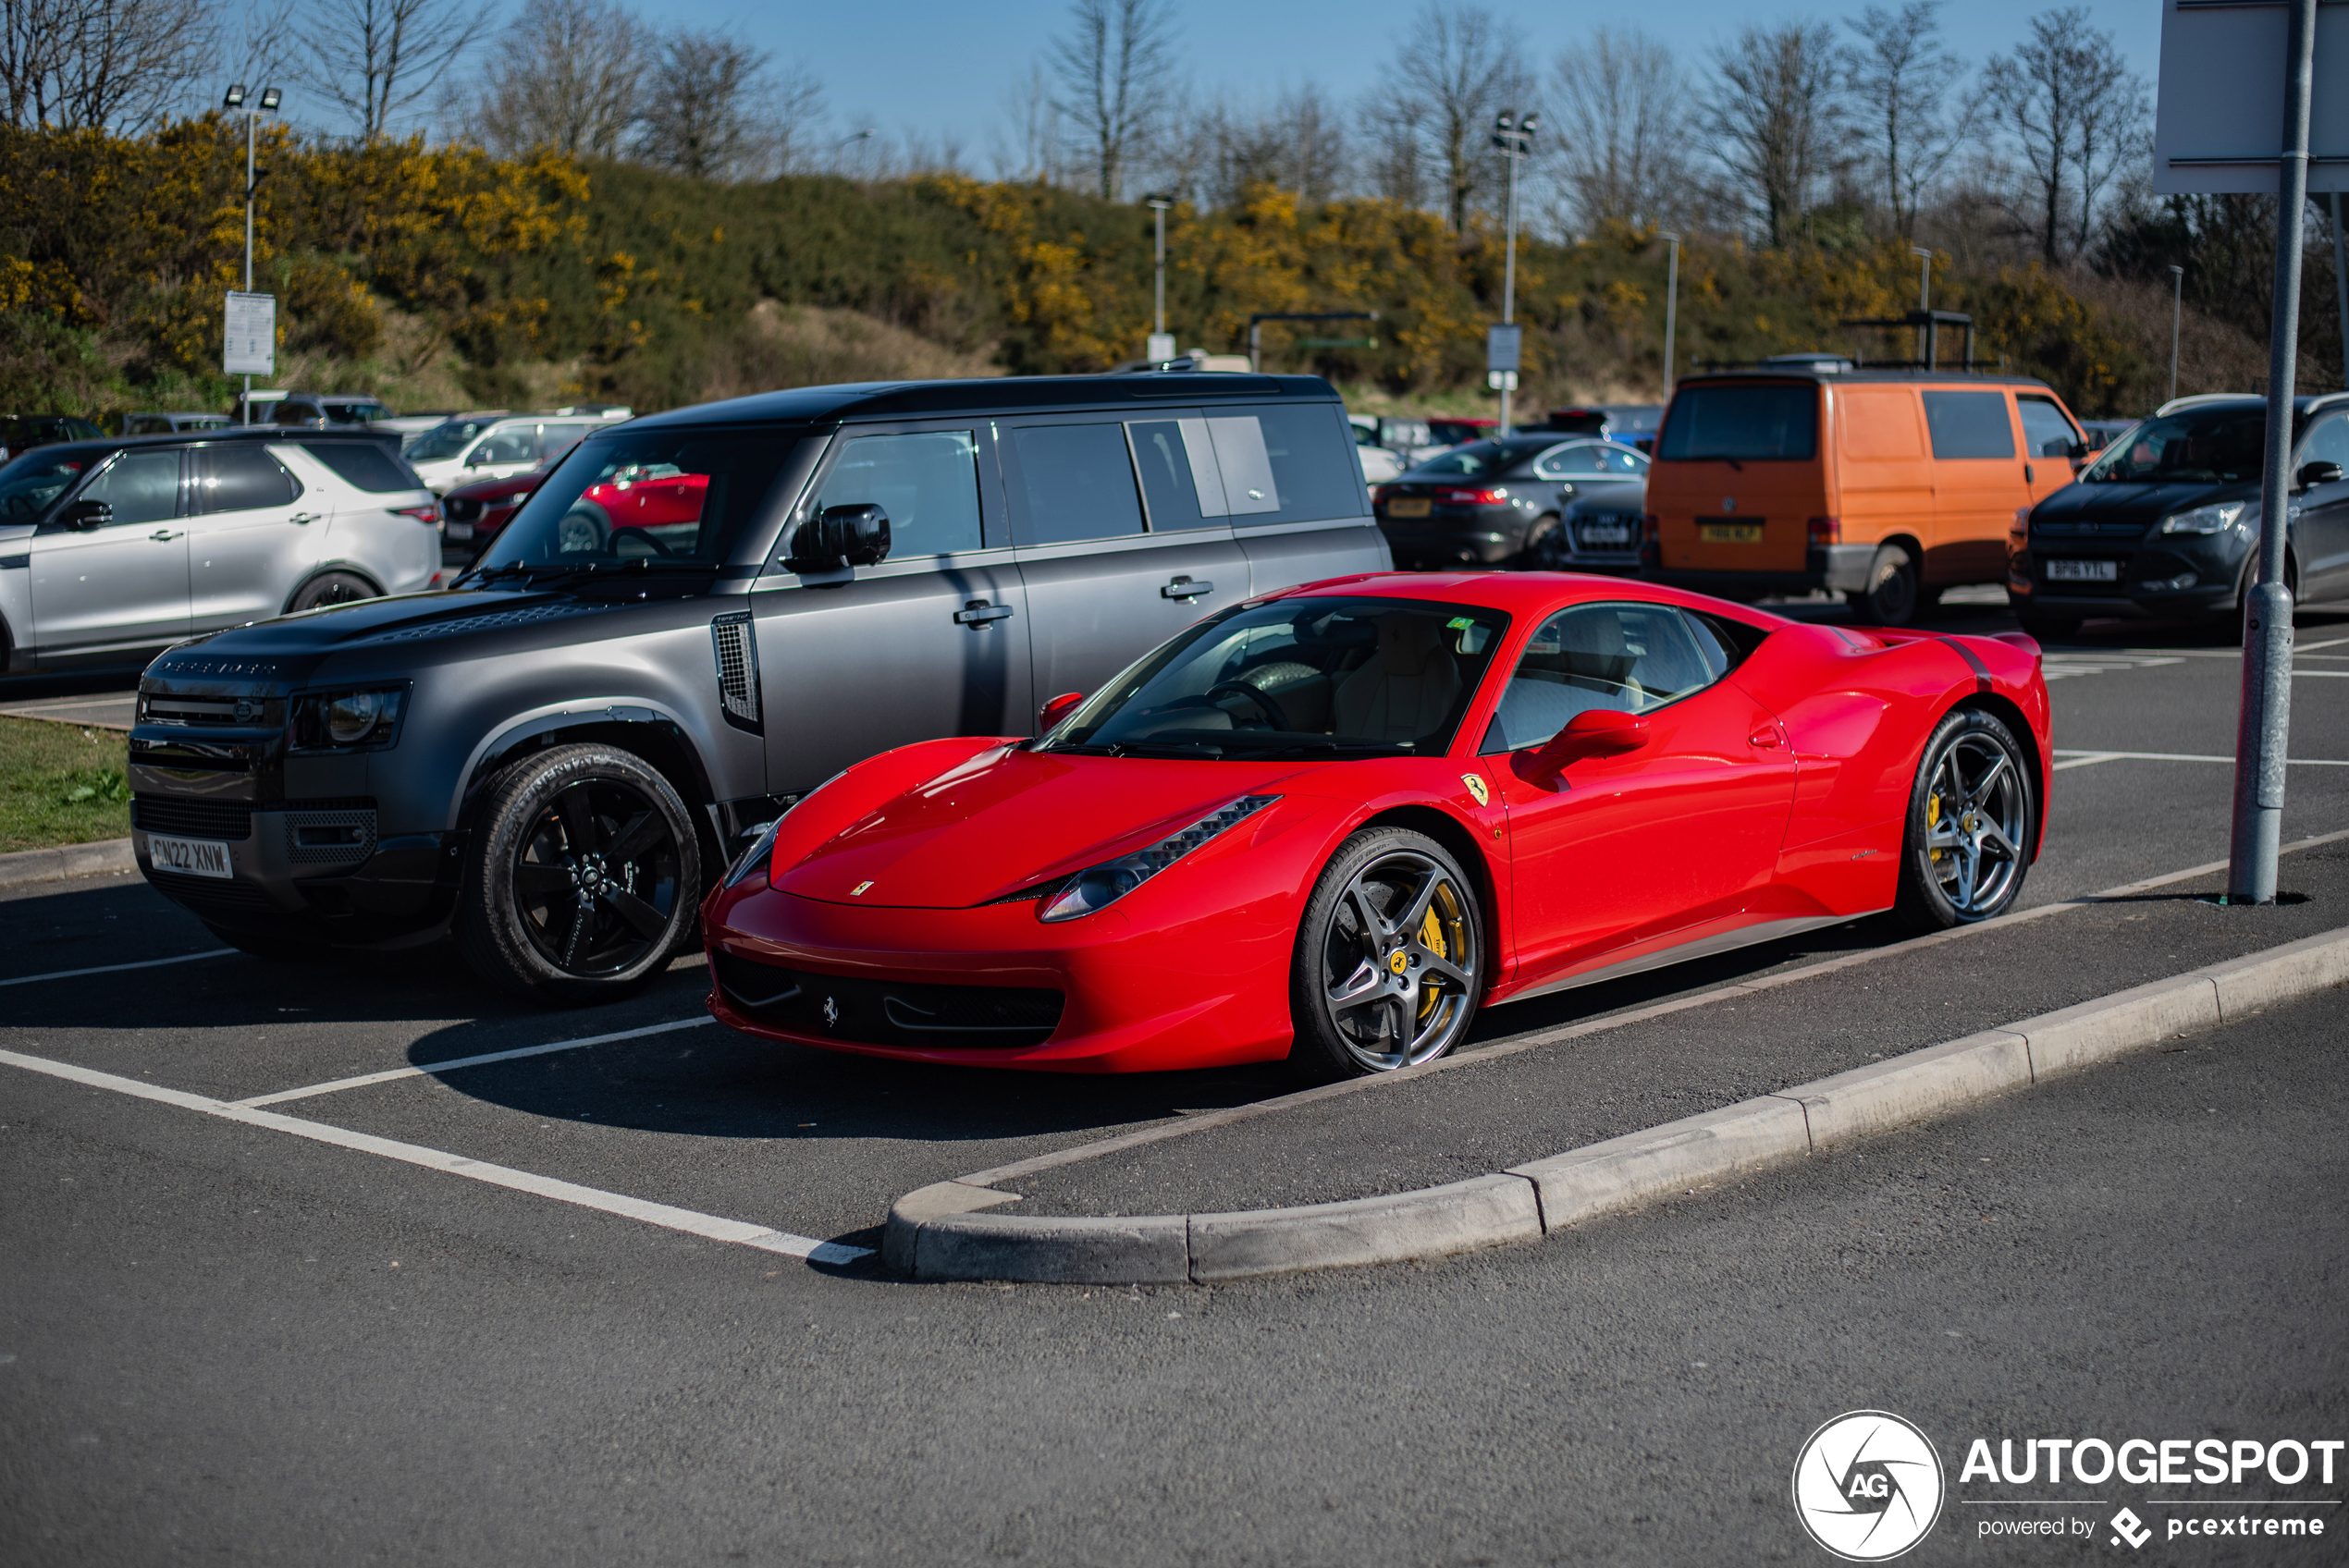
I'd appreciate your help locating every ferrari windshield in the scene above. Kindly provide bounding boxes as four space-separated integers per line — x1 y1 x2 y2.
1039 595 1510 759
2080 406 2267 484
468 429 804 573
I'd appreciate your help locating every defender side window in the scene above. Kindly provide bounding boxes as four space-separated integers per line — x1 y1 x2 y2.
814 430 984 557
1008 423 1145 545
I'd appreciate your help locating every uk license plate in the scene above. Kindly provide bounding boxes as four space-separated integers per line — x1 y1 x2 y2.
445 521 473 541
1699 523 1763 544
1579 521 1632 545
1386 496 1432 518
148 833 231 879
2045 558 2117 582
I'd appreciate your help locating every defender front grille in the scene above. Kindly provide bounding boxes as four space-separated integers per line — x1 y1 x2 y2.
284 805 377 864
133 796 252 840
711 612 761 734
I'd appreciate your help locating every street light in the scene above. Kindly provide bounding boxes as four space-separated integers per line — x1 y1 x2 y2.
2170 264 2186 402
1144 193 1174 361
1658 231 1681 394
1911 246 1933 367
226 82 279 423
1489 111 1537 434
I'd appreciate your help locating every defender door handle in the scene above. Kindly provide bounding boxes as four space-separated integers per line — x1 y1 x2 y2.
954 599 1015 627
1162 576 1214 600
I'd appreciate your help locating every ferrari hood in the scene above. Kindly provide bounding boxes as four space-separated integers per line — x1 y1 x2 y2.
773 746 1311 909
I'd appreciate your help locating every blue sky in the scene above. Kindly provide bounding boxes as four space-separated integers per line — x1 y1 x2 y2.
662 0 2161 167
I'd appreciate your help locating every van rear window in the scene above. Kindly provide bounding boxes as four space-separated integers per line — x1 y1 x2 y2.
1655 386 1817 461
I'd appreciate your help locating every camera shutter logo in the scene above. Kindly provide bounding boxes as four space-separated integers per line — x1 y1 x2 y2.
1791 1410 1945 1561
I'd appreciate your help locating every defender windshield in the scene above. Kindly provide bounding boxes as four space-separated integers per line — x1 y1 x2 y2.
468 428 801 573
2080 407 2268 484
1039 595 1509 760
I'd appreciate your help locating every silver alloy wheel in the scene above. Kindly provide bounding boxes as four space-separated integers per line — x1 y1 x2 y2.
1316 849 1479 1072
1923 729 2028 916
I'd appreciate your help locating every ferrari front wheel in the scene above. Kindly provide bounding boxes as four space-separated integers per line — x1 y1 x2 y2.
1290 828 1483 1080
1892 707 2036 932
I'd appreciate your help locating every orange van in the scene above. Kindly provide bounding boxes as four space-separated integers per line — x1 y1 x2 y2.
1642 367 2086 624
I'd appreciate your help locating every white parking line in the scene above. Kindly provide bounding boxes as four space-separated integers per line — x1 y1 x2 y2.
2053 749 2349 769
0 1047 871 1264
0 949 232 989
235 1016 718 1107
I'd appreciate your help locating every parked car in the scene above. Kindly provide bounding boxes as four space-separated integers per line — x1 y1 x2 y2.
1644 367 2089 624
1540 403 1664 453
0 414 104 459
405 408 633 495
267 392 392 427
1349 415 1447 467
1373 436 1649 569
0 428 440 671
119 412 235 436
123 372 1388 998
2007 392 2349 639
1424 417 1496 449
372 412 461 452
705 573 2050 1075
2076 418 2136 452
1350 422 1404 483
439 456 570 549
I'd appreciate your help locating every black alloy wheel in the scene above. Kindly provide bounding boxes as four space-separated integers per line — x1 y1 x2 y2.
1848 542 1920 626
1290 827 1483 1079
289 571 377 612
458 743 701 1001
1892 707 2035 932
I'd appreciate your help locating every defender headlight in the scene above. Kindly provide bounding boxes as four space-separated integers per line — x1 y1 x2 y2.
2156 502 2245 535
1037 795 1280 923
290 687 406 750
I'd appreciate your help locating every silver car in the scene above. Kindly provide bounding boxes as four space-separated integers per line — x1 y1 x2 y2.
0 430 442 671
125 374 1390 1002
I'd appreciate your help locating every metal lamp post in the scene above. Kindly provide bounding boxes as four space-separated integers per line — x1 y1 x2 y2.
1144 193 1174 361
224 83 279 423
1490 112 1536 434
2169 264 2185 402
1659 231 1680 393
1911 246 1933 366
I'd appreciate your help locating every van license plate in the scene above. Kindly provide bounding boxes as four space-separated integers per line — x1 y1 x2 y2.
148 833 232 879
1386 497 1432 518
2045 558 2117 582
1699 523 1763 544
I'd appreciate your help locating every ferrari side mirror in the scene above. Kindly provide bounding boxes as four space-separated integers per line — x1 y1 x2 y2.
1039 691 1084 731
1522 707 1649 783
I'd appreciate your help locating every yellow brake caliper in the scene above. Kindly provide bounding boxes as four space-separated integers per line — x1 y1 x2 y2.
1416 893 1448 1022
1927 791 1944 867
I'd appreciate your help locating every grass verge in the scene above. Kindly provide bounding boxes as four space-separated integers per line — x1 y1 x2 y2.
0 715 131 853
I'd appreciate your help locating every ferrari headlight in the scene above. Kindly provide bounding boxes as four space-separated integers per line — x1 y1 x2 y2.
2157 502 2245 535
289 686 405 750
724 814 785 888
1037 794 1280 923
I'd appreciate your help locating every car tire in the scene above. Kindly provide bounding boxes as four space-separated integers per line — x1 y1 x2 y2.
1846 543 1919 626
288 571 377 612
1891 706 2036 933
456 742 702 1003
2015 610 2079 642
1288 827 1483 1081
556 503 610 555
1518 513 1563 570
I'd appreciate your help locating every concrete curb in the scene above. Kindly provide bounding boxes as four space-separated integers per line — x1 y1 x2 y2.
0 838 135 889
883 925 2349 1284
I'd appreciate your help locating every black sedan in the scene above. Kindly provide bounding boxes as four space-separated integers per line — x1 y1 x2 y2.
1371 436 1650 570
2010 393 2349 638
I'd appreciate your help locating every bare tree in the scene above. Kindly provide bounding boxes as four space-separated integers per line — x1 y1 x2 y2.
1191 84 1348 208
1049 0 1177 201
1704 21 1843 248
1841 2 1971 238
466 0 646 161
0 0 213 132
634 32 818 182
297 0 489 140
1549 28 1686 235
1357 92 1432 210
1984 6 2141 264
991 59 1070 184
1372 1 1521 234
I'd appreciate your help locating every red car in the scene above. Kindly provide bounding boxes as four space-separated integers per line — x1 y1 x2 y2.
703 574 2050 1079
556 463 709 553
437 468 541 545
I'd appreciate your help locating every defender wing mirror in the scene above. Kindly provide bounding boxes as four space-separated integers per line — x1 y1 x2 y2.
793 503 891 570
1521 708 1649 784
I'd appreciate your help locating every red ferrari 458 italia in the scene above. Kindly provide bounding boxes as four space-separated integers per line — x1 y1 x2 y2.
704 573 2050 1079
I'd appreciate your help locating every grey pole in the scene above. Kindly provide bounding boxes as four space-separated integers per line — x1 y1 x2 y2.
1154 203 1166 337
1912 246 1932 365
242 101 255 424
2227 0 2318 905
2332 191 2346 385
1498 126 1522 436
2169 264 2184 403
1660 232 1680 391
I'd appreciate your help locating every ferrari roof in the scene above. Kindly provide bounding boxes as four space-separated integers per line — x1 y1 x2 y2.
1263 570 1792 623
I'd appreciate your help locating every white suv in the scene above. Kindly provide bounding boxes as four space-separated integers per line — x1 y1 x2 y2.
0 430 442 669
405 407 632 495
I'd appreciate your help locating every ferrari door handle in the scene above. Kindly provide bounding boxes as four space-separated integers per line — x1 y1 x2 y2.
1748 724 1782 750
1162 576 1214 600
149 529 182 542
954 599 1015 627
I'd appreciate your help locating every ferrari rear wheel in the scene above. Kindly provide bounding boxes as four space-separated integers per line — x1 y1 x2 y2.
1892 707 2035 932
1290 828 1483 1080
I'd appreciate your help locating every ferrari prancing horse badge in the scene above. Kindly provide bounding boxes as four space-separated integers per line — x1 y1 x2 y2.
1461 774 1490 806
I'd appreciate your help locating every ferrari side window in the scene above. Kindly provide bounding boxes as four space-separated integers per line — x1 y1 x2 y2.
1482 603 1728 753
